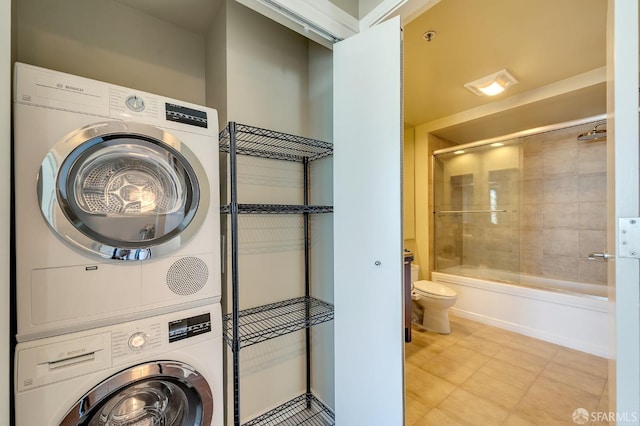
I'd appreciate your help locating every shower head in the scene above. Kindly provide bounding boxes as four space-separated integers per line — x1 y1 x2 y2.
577 122 607 142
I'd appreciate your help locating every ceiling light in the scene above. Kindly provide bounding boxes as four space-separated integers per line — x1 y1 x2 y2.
454 150 465 155
490 143 504 147
464 69 518 97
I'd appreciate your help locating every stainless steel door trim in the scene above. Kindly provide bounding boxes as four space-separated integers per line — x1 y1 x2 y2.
38 121 211 261
59 361 213 425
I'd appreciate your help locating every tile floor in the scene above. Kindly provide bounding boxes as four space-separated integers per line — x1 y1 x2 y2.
405 315 609 426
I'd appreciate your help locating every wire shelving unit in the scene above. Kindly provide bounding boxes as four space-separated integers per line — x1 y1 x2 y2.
220 122 334 426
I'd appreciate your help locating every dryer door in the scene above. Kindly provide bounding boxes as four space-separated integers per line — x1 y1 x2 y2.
59 361 213 425
39 121 210 260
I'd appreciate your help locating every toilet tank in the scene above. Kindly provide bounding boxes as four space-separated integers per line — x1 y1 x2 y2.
411 264 419 282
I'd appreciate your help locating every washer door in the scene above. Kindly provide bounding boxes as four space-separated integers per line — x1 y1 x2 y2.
59 361 213 426
38 121 210 260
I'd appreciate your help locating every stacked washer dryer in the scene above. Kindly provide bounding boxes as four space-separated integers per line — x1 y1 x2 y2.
12 62 223 425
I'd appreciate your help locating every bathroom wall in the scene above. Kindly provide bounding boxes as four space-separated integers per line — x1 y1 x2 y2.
404 127 416 241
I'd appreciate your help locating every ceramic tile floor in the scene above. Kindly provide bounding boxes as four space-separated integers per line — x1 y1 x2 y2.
405 315 609 426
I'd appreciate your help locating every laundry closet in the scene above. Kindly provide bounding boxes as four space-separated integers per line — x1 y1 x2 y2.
10 0 407 424
11 0 337 424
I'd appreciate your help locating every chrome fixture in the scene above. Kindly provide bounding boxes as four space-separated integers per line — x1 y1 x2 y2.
577 122 607 141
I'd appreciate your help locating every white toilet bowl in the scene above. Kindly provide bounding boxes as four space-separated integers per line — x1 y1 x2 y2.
411 280 457 334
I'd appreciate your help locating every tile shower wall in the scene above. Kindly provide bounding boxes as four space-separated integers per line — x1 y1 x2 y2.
521 122 607 285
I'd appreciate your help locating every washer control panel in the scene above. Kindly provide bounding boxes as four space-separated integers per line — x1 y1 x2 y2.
112 323 161 359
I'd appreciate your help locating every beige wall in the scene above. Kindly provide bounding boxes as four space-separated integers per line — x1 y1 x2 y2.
205 0 228 129
404 127 415 242
225 0 310 135
216 2 335 422
2 0 11 424
16 0 206 104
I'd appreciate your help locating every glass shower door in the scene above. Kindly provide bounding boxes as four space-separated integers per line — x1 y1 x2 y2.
433 141 521 283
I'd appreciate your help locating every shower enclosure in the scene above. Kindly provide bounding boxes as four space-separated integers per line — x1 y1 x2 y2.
432 118 608 296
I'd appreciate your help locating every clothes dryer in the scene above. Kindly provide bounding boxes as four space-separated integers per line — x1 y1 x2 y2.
14 304 223 426
13 63 221 341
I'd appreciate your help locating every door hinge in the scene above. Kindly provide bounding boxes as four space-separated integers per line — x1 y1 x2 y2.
618 218 640 259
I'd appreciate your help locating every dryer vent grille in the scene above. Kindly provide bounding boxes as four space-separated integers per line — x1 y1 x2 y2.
166 257 209 296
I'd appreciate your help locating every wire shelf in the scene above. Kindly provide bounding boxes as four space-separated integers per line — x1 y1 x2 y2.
223 297 334 348
221 204 333 215
220 123 333 162
243 393 335 426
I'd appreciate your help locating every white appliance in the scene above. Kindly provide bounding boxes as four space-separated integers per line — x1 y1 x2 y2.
14 304 223 426
13 63 221 342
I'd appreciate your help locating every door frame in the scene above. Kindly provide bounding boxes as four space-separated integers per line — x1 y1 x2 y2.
607 0 640 418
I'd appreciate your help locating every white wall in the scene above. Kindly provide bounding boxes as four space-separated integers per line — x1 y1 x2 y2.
2 0 11 423
16 0 206 104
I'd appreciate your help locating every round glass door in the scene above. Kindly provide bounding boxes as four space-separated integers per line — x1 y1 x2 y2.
39 121 210 260
60 361 213 426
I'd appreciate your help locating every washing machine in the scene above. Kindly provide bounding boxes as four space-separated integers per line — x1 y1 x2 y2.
14 304 223 426
13 63 221 342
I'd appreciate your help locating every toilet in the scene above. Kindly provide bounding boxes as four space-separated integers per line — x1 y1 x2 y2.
410 264 457 334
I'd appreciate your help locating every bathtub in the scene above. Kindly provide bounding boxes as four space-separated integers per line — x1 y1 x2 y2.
432 267 609 357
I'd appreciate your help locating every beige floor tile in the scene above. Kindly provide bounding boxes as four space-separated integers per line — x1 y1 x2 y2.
514 376 600 425
405 342 440 368
552 347 609 379
477 358 538 392
438 388 510 425
542 361 607 397
503 413 537 426
405 368 457 408
597 381 609 412
405 393 431 426
404 316 610 426
439 344 491 371
456 333 504 357
410 328 460 353
494 346 550 374
420 354 478 386
413 408 466 426
405 362 418 376
449 315 485 333
506 334 561 360
472 325 520 346
460 370 529 411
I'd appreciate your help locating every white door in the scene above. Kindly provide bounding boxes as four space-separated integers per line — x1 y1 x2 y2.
333 16 404 424
608 0 640 418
